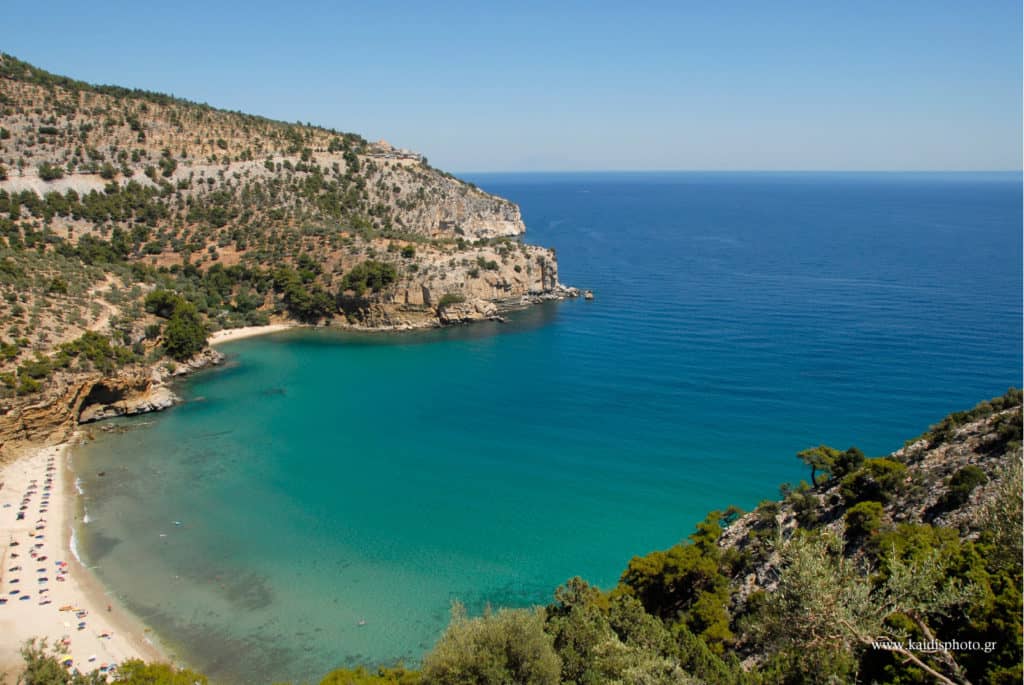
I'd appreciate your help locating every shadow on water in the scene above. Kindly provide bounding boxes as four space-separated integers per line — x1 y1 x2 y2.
229 299 565 350
79 528 121 563
125 600 302 685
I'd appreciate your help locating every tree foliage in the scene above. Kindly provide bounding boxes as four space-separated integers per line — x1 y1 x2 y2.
273 267 335 322
839 458 907 505
314 666 420 685
16 640 205 684
420 604 561 685
616 512 736 652
163 300 207 360
751 533 977 685
340 260 397 297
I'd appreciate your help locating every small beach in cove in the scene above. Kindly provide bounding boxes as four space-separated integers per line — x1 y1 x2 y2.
208 324 296 346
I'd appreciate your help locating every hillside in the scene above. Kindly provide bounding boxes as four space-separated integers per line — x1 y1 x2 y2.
0 54 576 451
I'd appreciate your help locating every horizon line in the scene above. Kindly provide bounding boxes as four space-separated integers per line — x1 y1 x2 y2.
454 168 1023 175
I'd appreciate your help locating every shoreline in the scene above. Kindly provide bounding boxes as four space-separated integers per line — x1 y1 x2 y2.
208 323 296 345
0 440 166 682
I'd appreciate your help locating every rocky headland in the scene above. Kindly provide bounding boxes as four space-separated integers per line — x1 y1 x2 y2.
0 54 584 456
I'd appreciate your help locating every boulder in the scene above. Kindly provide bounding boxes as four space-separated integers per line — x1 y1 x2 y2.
438 298 499 324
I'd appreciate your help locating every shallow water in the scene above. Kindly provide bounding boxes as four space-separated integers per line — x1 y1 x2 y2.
74 172 1022 683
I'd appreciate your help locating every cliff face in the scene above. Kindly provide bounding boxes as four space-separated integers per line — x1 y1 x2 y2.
0 349 223 460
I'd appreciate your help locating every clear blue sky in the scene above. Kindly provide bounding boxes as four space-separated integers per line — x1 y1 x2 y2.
2 1 1020 171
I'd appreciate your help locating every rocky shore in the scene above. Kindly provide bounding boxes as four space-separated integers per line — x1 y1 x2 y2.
0 349 225 460
0 282 589 457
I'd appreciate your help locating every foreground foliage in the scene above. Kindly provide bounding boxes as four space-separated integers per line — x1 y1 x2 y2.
421 604 561 685
17 639 207 684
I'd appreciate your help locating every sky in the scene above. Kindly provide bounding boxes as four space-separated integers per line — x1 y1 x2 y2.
1 1 1020 172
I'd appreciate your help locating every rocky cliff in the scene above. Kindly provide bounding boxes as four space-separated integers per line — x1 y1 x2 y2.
0 349 223 460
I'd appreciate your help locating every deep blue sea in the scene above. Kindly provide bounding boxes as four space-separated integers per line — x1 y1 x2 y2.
74 172 1022 684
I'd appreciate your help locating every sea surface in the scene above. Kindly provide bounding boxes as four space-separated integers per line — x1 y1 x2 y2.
73 172 1022 683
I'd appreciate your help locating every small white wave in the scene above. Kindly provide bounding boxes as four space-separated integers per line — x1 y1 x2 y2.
70 528 83 564
74 477 84 496
82 509 91 524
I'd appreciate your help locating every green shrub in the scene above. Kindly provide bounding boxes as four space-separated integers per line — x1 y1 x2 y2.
317 666 420 684
844 501 884 539
272 267 335 322
17 376 41 393
476 256 499 271
340 260 396 296
163 301 207 360
15 651 207 684
19 353 52 379
58 331 136 373
833 447 866 480
938 465 988 510
840 458 907 505
37 162 64 181
785 481 821 527
616 513 734 652
144 289 184 318
421 604 560 685
46 277 68 294
544 578 690 684
437 293 466 308
0 339 18 361
115 659 209 684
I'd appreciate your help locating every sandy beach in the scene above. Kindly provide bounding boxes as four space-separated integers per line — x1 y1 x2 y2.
0 324 293 679
0 442 164 682
208 323 295 345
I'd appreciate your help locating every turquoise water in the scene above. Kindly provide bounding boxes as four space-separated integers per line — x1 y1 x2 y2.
74 172 1022 683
